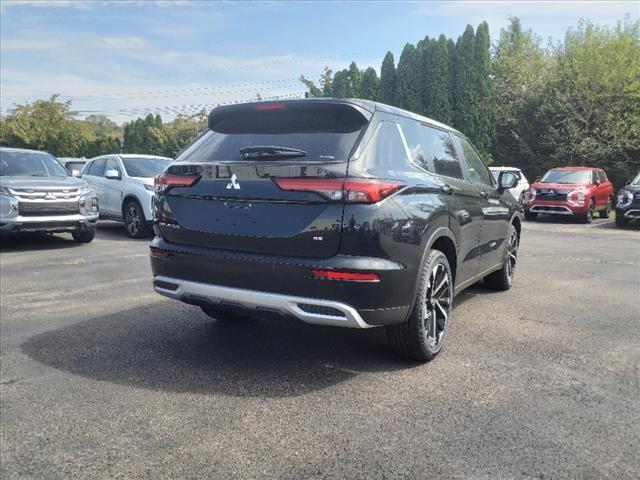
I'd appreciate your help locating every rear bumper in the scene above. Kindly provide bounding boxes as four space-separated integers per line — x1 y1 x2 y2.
153 275 374 328
149 236 413 326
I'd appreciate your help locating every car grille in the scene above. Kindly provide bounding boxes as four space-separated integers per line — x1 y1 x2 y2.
536 189 568 201
19 202 79 217
9 188 82 201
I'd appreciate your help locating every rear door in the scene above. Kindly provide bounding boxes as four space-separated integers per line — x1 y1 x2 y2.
82 158 107 208
157 101 371 258
102 156 124 216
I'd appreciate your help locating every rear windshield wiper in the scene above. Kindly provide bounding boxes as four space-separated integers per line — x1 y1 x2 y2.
239 146 307 160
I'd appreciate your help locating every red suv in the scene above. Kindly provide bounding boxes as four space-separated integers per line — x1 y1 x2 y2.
523 167 613 223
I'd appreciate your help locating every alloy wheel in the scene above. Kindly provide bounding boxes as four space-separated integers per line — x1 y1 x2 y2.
423 263 452 349
126 204 140 236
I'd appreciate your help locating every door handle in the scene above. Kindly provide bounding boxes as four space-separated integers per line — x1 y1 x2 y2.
441 185 455 195
479 190 489 199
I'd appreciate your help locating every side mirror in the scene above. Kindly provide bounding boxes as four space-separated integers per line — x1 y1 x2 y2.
498 171 519 191
71 169 81 177
626 179 632 185
104 169 121 180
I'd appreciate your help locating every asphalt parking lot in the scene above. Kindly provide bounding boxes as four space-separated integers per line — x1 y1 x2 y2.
1 218 638 479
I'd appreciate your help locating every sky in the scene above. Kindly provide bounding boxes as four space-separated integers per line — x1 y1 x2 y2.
1 0 638 124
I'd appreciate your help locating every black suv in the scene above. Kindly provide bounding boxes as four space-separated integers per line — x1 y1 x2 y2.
150 99 521 361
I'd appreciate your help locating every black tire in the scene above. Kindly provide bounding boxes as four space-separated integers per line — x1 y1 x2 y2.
524 211 537 221
72 228 95 243
578 199 595 224
386 249 453 362
599 197 612 218
615 214 628 228
200 305 251 321
123 200 150 239
484 224 518 291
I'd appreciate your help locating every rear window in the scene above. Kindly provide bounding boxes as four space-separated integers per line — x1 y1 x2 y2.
122 157 171 177
177 103 368 163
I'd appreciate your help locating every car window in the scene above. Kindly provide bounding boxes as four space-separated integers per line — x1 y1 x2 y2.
179 103 367 163
104 157 122 177
357 121 409 170
0 150 69 177
398 119 432 172
456 136 494 186
541 169 591 184
122 157 171 177
598 171 607 183
87 158 106 176
410 126 464 179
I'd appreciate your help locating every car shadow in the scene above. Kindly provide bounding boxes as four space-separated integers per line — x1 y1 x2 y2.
96 220 154 240
0 232 82 252
21 302 417 398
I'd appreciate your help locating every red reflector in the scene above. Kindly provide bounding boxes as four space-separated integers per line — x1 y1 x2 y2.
154 173 201 194
150 247 170 258
253 102 287 111
312 269 380 282
273 177 404 204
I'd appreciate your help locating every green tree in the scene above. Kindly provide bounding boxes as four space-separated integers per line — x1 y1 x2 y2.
377 51 397 105
0 95 94 156
491 17 549 176
453 25 477 138
331 69 351 97
542 18 640 188
359 67 380 100
473 21 493 159
347 62 362 97
422 35 454 124
396 43 421 112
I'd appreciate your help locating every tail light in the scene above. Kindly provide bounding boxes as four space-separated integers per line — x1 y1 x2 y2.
311 269 380 282
149 247 170 258
154 173 201 194
273 177 404 204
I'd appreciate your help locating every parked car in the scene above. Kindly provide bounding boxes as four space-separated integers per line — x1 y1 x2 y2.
522 166 613 223
82 154 171 238
0 147 98 242
489 167 529 203
615 172 640 227
58 157 88 177
149 99 522 362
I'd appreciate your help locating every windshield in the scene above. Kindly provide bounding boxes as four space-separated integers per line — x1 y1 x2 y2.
122 157 171 177
0 150 69 177
541 169 591 184
64 161 86 172
178 103 367 163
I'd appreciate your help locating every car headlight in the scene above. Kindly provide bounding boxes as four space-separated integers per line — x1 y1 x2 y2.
0 186 14 197
144 184 155 192
617 190 633 207
78 185 93 195
567 189 587 206
523 188 536 203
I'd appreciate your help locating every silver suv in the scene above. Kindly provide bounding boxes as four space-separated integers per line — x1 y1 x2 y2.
0 147 98 243
82 154 171 238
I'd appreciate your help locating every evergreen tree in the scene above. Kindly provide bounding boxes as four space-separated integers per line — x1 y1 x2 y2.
416 36 431 116
331 69 351 97
453 25 477 138
396 43 421 112
377 51 397 105
447 37 456 120
474 21 493 158
359 67 380 100
347 62 362 97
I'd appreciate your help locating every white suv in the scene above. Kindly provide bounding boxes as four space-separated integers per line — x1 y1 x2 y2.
82 154 171 238
489 166 530 204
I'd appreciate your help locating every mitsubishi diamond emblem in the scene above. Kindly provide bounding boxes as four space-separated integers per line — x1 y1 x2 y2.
45 192 56 200
226 174 241 190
